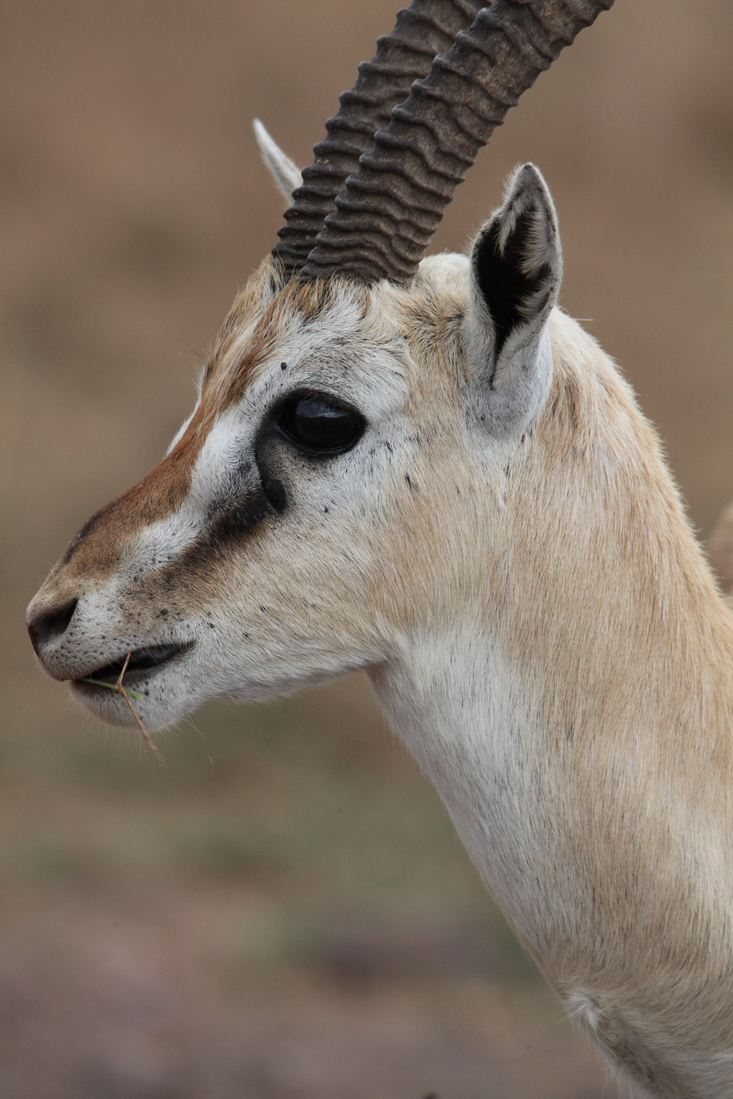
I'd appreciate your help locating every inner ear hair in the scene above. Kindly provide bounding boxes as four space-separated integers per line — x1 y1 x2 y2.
473 164 562 361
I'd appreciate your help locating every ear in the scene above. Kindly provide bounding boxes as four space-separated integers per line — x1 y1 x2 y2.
253 119 302 203
466 163 562 438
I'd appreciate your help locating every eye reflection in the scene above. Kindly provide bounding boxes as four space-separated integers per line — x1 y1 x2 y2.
277 394 365 454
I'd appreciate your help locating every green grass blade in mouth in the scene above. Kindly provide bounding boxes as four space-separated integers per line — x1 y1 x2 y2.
79 677 143 701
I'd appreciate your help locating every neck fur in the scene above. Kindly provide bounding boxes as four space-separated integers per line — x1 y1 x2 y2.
369 311 733 1096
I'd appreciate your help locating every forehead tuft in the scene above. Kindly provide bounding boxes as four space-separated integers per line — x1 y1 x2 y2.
202 276 378 406
200 257 472 416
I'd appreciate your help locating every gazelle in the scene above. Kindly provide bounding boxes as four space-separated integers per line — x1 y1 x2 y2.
26 1 733 1095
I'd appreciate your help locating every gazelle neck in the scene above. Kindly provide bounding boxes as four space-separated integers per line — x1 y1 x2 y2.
370 313 733 1097
370 623 553 933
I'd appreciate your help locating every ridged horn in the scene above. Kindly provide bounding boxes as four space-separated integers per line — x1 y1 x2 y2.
273 0 486 278
302 0 615 283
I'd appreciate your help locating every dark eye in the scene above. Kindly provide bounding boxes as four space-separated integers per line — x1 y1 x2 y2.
276 394 365 454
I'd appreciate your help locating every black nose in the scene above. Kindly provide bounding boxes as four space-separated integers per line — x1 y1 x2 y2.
27 598 78 656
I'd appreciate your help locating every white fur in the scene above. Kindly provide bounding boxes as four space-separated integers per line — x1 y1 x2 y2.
27 168 733 1097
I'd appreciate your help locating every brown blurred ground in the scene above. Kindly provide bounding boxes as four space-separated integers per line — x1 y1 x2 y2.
2 1 733 1096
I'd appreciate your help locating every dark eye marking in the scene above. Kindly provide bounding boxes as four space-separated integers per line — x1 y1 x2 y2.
274 391 365 455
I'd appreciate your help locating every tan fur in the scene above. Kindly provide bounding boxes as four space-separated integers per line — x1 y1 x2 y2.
495 316 733 1089
363 301 733 1096
708 501 733 596
27 247 733 1095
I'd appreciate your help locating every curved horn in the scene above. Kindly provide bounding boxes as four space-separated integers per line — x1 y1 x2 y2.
273 0 486 278
302 0 614 283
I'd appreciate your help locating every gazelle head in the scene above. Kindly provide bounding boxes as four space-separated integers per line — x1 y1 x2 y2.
27 1 611 731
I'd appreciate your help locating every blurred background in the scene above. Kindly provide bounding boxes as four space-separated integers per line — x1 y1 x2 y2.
2 1 733 1096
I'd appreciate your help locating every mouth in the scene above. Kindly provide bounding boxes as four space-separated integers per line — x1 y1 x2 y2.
72 642 191 692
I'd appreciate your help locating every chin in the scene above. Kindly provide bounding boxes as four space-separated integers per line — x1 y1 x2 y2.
70 674 200 732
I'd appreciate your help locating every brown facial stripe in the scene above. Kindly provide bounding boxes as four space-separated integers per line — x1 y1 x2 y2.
56 273 361 583
55 264 292 582
58 401 220 579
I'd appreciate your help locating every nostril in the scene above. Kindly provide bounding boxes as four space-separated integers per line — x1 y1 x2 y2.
28 598 79 655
